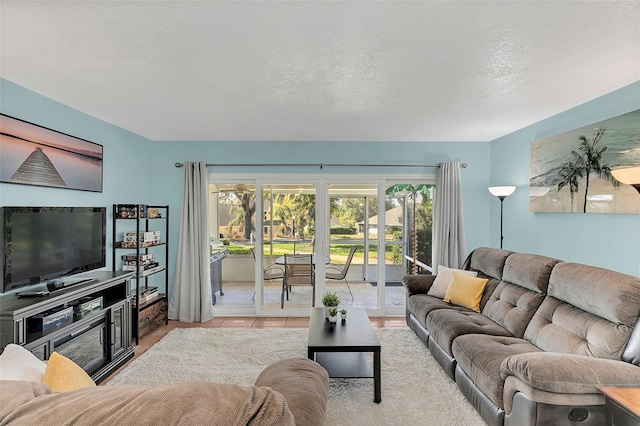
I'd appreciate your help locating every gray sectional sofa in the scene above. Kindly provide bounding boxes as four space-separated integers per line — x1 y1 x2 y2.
404 247 640 426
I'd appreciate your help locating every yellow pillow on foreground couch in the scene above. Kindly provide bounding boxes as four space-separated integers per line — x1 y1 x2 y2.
443 271 489 313
42 352 96 392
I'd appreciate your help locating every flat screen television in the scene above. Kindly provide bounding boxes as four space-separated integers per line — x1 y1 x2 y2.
1 207 106 293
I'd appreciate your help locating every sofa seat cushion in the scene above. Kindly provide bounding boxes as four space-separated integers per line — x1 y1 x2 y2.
407 294 471 327
426 309 513 356
452 334 542 409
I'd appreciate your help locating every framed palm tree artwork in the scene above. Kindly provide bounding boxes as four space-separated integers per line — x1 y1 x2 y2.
529 109 640 214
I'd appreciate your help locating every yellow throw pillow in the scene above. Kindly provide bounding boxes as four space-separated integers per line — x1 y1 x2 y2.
42 352 96 392
427 265 478 298
443 272 489 313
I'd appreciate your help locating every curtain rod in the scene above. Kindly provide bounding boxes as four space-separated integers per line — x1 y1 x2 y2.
174 162 467 169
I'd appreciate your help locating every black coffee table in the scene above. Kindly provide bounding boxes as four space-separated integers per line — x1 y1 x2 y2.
307 307 381 403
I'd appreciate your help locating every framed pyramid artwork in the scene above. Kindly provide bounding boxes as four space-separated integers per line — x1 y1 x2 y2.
0 114 103 192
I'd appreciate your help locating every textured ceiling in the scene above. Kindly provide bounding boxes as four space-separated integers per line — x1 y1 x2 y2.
1 1 638 142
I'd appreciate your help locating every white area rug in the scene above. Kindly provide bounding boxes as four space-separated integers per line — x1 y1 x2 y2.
107 327 485 425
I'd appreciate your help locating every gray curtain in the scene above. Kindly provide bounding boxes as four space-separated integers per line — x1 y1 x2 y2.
168 162 214 323
432 162 466 271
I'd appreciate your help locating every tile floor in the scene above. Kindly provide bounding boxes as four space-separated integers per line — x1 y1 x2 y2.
215 280 406 310
103 315 408 384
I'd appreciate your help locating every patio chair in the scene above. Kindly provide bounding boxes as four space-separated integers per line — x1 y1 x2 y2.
325 246 356 301
282 254 315 308
250 247 284 301
250 247 285 281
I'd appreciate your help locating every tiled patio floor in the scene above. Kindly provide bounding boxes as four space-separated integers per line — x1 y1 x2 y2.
214 280 406 310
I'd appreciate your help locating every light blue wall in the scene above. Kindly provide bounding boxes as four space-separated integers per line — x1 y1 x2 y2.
0 78 154 285
489 81 640 276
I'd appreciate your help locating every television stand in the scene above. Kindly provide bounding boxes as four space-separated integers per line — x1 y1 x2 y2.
0 271 135 383
46 277 96 292
16 290 51 298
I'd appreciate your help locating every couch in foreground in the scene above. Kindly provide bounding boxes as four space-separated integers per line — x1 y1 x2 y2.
404 247 640 426
0 346 329 426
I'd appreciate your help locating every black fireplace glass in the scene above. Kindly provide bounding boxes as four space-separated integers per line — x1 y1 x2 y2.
54 316 107 375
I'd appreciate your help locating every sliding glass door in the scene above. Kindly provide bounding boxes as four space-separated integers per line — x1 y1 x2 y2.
209 173 434 316
260 183 317 312
208 182 257 312
326 183 380 309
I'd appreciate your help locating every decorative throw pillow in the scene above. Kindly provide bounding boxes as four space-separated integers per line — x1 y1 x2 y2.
41 352 96 392
428 265 478 298
0 344 47 382
443 272 489 313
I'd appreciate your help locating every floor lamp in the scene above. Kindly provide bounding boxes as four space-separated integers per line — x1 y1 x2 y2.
611 166 640 195
488 186 516 249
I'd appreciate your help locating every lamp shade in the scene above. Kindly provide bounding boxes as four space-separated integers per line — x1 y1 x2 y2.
488 186 516 198
612 166 640 194
611 166 640 185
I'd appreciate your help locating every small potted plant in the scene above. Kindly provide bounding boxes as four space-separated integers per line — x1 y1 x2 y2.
340 308 347 323
322 292 340 319
328 308 338 323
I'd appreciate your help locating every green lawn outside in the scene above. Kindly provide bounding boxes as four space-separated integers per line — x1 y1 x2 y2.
225 241 398 264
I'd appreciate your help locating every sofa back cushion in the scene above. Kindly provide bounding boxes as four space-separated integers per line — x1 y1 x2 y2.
524 262 640 362
501 253 558 293
481 253 559 337
464 247 513 280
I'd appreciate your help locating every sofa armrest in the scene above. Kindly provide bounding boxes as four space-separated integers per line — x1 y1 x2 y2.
255 358 329 426
402 274 436 296
500 352 640 394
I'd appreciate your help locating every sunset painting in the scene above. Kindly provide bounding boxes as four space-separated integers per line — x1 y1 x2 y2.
0 114 103 192
529 109 640 214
